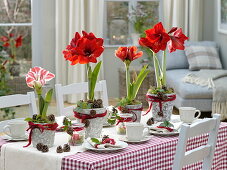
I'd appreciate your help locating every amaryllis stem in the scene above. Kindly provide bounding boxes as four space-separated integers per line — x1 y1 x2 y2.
86 63 93 101
152 52 162 88
125 63 131 100
162 50 167 87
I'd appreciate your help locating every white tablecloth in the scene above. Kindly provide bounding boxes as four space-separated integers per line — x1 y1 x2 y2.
0 132 86 170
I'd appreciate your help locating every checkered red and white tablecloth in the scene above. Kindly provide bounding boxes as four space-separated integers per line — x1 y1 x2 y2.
61 122 227 170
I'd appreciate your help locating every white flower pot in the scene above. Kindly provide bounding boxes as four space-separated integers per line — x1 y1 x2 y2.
80 108 107 138
31 126 55 148
147 93 176 122
124 103 143 123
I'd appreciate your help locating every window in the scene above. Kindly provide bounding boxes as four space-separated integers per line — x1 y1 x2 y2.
104 0 162 46
0 0 32 75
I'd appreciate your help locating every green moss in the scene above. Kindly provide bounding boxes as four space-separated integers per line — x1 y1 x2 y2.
148 86 174 94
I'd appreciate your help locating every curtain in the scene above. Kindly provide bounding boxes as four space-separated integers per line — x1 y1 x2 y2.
55 0 104 103
163 0 203 41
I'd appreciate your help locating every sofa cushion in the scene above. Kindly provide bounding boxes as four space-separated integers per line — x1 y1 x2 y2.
185 46 222 71
160 41 218 70
166 69 213 99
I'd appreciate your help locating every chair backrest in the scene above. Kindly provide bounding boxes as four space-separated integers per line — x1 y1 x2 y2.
0 92 38 116
173 114 221 170
55 80 109 116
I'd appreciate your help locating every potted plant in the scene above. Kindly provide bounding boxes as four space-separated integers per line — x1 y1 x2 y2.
115 46 150 122
139 22 188 122
24 67 58 148
63 31 106 138
0 33 23 76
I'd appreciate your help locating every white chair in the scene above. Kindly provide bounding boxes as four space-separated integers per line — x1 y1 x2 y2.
172 114 221 170
0 92 38 132
55 80 109 116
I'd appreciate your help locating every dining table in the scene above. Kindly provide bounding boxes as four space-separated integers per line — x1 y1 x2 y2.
0 114 227 170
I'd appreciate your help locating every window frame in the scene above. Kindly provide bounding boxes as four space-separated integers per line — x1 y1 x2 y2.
103 0 163 47
0 0 33 60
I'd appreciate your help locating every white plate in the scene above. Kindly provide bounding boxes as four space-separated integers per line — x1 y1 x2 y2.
2 134 28 141
149 129 179 136
119 136 152 143
83 140 128 152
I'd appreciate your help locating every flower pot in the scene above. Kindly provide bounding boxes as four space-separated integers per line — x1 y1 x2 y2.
9 62 20 77
31 127 55 148
123 103 143 122
146 93 176 122
75 108 107 138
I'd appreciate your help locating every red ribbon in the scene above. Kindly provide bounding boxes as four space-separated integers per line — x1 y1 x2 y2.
23 122 58 147
118 107 143 122
116 116 133 125
143 94 176 116
157 126 174 132
74 111 107 122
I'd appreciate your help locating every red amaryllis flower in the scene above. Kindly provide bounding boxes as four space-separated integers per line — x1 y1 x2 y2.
15 35 23 48
115 46 143 62
26 67 55 88
139 22 170 53
167 27 188 53
63 31 104 65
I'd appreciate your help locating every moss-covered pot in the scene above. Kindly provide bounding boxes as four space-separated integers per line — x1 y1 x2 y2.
147 93 176 122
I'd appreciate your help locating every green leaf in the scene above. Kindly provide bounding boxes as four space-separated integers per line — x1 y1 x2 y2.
108 118 116 125
45 89 53 103
131 65 149 100
24 118 32 122
89 61 102 100
91 138 101 144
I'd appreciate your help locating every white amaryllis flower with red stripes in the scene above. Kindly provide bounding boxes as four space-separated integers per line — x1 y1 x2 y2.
26 67 55 88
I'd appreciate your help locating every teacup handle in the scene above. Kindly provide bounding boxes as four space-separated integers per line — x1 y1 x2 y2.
194 110 201 120
143 127 150 137
3 125 12 137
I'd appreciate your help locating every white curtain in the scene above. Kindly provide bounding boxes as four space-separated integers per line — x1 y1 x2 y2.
55 0 104 103
163 0 203 41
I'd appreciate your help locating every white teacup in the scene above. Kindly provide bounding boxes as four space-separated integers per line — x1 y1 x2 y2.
126 122 148 141
3 121 27 139
179 107 201 123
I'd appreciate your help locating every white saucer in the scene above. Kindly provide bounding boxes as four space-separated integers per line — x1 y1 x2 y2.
2 134 28 141
119 136 152 143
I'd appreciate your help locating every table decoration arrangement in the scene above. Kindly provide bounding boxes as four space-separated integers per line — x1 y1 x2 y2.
62 117 85 146
115 46 150 122
63 31 107 138
24 67 58 148
84 135 128 152
139 22 188 122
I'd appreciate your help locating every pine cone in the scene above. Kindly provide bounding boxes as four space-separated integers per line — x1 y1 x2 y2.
41 145 49 152
66 127 74 136
92 102 100 108
102 135 109 142
157 92 163 99
47 114 55 122
90 110 96 117
158 111 163 117
63 144 70 152
162 86 167 91
96 99 103 105
63 117 68 125
147 118 154 126
36 143 43 151
162 95 168 101
82 119 90 128
121 107 129 113
32 114 37 120
56 146 63 153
